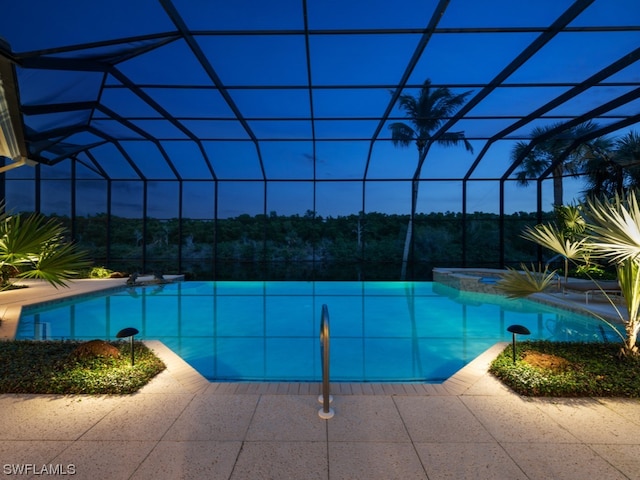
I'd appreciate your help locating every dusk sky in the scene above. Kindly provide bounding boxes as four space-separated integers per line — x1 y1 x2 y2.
1 0 638 218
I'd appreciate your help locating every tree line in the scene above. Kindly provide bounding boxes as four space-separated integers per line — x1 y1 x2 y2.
64 209 552 280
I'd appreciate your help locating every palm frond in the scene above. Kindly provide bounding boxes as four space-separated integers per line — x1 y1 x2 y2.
511 141 551 184
0 210 91 289
583 192 640 264
388 122 416 148
438 131 474 153
495 265 558 299
397 93 420 121
392 79 473 149
0 214 66 264
614 130 640 166
556 204 586 236
521 224 587 260
17 242 91 288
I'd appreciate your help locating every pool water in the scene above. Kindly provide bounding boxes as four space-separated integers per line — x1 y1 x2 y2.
16 281 620 383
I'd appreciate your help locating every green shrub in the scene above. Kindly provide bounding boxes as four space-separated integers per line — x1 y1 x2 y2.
571 264 617 280
490 340 640 397
89 266 114 278
0 340 165 394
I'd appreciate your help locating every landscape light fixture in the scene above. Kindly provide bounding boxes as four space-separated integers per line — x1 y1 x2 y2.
506 324 531 364
116 327 140 366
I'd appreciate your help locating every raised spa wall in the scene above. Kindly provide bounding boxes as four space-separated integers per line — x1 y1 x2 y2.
432 267 509 295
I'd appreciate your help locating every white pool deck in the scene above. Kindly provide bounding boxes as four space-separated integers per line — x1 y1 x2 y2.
0 278 639 479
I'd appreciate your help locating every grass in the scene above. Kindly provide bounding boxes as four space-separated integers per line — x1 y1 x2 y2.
490 340 640 397
0 340 166 394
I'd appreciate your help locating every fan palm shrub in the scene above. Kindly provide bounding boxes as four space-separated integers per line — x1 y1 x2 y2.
497 191 640 356
497 264 559 298
0 209 90 290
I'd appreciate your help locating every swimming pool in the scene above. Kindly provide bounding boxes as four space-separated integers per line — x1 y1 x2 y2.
16 281 619 383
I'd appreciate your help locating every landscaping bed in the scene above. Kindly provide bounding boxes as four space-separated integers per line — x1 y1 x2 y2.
490 340 640 397
0 340 165 394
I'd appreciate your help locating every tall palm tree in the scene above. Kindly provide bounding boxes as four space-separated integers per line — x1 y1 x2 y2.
511 121 601 207
389 79 473 279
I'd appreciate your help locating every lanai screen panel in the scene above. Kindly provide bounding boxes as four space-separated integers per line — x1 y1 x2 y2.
0 0 638 279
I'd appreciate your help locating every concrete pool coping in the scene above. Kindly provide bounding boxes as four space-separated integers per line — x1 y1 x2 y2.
2 277 640 479
142 337 507 397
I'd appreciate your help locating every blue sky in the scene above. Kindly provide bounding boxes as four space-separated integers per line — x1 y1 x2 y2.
1 0 638 218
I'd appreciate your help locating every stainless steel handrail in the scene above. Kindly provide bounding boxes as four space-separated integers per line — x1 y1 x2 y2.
318 303 334 419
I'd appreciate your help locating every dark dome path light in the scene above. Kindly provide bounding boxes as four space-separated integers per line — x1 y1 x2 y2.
506 324 531 364
116 327 140 366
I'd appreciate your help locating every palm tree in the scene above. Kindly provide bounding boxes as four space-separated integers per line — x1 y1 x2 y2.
511 121 602 207
0 209 90 289
583 130 640 198
616 130 640 163
581 139 621 198
389 79 473 279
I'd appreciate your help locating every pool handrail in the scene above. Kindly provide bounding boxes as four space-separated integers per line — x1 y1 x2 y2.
318 303 334 419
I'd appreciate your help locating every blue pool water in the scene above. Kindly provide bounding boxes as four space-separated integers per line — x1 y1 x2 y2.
16 281 620 383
